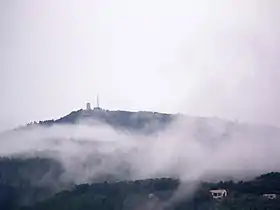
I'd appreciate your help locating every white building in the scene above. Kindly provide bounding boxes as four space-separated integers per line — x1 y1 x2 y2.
210 189 228 199
263 194 277 200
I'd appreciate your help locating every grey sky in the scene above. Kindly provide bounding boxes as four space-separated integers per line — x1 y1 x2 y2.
1 0 280 130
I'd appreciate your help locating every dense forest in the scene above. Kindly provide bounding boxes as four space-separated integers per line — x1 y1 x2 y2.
25 109 175 134
1 157 280 210
2 109 280 209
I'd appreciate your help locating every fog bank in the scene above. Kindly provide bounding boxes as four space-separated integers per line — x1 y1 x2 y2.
1 117 280 184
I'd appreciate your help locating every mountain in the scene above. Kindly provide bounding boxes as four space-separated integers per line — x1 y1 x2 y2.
26 108 176 134
22 107 280 143
18 173 280 210
6 107 280 183
1 108 280 209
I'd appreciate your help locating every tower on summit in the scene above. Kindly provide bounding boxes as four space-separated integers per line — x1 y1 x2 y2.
86 102 91 110
93 95 102 110
85 95 101 111
96 95 100 108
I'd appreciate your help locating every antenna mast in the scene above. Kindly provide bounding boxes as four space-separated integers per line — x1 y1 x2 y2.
97 95 100 108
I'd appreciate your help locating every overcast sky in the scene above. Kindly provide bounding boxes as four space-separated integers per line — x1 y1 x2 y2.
1 0 280 130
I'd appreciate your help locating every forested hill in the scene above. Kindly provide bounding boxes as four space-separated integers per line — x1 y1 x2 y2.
1 158 280 209
2 109 280 209
17 172 280 210
24 108 175 133
19 107 280 142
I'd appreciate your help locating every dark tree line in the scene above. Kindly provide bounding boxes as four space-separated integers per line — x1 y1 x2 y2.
1 157 280 210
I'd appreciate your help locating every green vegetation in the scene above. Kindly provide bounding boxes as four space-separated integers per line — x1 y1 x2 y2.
0 157 66 208
1 157 280 210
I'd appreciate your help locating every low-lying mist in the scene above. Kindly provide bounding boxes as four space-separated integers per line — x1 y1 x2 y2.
1 116 280 185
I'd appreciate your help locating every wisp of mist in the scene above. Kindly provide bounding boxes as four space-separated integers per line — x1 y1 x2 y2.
1 117 280 185
1 0 280 203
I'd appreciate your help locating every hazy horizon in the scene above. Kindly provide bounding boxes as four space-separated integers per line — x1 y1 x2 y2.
1 0 280 130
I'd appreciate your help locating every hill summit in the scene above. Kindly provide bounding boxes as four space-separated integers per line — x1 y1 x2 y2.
27 106 176 133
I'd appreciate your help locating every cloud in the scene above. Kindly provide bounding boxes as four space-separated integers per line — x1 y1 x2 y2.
1 115 280 185
1 0 280 129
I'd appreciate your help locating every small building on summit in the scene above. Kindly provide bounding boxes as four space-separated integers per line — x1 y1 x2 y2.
263 194 277 200
86 102 91 110
86 96 102 111
210 189 228 199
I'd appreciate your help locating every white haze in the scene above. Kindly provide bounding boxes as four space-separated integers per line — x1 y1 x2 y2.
1 117 280 185
0 1 280 204
1 0 280 130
